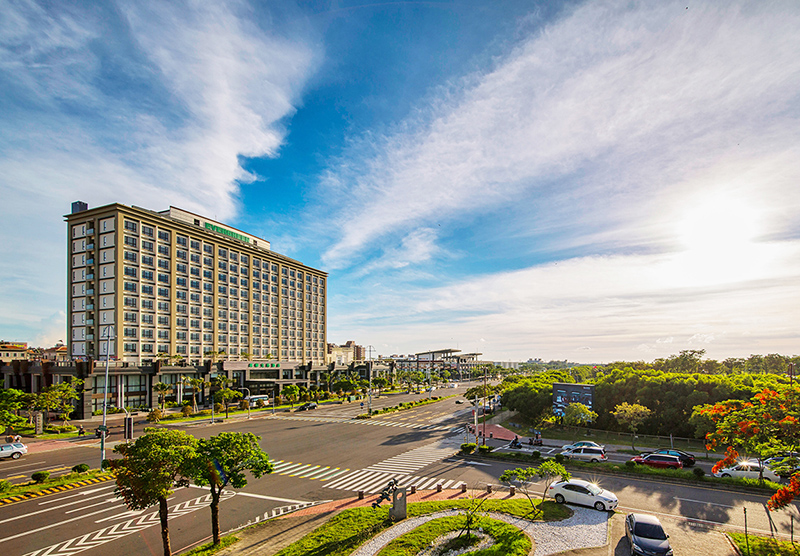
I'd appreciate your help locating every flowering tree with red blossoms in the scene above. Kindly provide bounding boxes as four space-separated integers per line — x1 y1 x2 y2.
701 387 800 510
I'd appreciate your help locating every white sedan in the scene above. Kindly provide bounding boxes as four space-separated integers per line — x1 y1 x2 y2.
547 478 619 511
713 461 780 482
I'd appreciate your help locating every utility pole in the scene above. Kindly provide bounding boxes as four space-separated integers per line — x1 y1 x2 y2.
100 325 114 467
482 365 487 441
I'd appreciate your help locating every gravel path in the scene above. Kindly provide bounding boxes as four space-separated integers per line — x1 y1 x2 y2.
349 505 609 556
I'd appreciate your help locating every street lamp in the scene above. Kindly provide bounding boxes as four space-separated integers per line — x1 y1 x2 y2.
100 325 114 466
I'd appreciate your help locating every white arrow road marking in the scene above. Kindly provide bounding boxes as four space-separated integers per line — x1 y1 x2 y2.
38 484 117 504
673 497 736 508
22 491 236 556
463 461 492 466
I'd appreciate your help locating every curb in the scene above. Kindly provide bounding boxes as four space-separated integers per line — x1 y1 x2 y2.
0 474 115 506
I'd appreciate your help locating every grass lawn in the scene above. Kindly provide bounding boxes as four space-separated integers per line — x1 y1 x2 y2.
273 498 569 556
376 515 531 556
729 532 800 555
1 469 112 497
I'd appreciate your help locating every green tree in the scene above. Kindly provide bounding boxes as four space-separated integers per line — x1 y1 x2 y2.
0 385 26 434
50 379 83 426
563 402 597 427
107 428 197 556
182 377 208 413
282 384 300 408
189 432 273 544
611 402 652 450
152 382 172 411
211 377 241 418
499 460 570 518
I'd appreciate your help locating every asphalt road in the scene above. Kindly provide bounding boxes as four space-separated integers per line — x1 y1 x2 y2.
2 386 799 556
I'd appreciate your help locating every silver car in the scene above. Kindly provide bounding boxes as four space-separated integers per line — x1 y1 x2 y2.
560 446 608 463
0 442 27 460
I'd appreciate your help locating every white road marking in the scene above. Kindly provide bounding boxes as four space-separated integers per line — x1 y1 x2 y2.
674 497 736 508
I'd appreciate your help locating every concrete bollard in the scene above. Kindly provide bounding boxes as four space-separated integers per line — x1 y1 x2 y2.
437 484 442 493
510 485 516 495
461 483 467 493
410 485 416 494
358 491 364 500
487 484 492 493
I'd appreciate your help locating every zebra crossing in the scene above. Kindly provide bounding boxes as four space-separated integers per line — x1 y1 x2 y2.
265 413 452 430
322 468 464 494
322 438 464 494
268 460 351 481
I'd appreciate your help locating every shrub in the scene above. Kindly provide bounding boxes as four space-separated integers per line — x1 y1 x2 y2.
0 480 11 493
256 399 266 408
625 460 637 469
181 405 194 417
147 408 163 422
478 444 492 453
693 467 706 478
214 403 223 413
32 471 50 483
531 450 541 460
555 453 566 464
72 463 90 473
460 443 477 454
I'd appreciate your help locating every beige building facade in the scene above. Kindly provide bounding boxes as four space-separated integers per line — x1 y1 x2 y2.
66 202 327 366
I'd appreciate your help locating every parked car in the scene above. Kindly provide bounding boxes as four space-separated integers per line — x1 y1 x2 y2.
547 478 618 511
560 446 608 463
0 442 27 460
561 440 604 451
296 402 318 411
454 399 464 404
714 460 780 482
630 454 683 469
625 513 673 556
641 448 696 467
764 453 800 477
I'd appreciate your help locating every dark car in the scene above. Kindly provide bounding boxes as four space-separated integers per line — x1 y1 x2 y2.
296 402 318 411
641 448 696 467
626 513 673 556
630 454 683 469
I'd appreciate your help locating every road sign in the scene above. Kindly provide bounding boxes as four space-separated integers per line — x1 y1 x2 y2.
97 425 108 432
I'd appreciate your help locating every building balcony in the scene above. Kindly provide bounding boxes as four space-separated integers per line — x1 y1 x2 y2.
86 304 94 310
86 229 95 235
86 289 94 295
86 258 94 265
86 319 94 325
86 243 95 250
86 273 94 280
86 334 94 340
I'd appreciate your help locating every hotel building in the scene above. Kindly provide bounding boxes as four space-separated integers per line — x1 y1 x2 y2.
66 202 327 367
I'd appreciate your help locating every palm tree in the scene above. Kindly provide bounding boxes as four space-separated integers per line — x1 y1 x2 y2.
152 382 172 411
184 377 209 412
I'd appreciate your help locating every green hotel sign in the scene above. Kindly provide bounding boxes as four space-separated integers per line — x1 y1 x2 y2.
205 222 250 243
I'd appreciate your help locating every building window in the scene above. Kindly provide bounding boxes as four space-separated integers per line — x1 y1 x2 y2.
141 300 153 310
124 251 137 263
218 285 227 295
124 282 137 292
141 285 153 295
176 277 187 287
142 225 154 237
158 288 169 298
190 240 200 250
141 329 153 338
158 245 169 256
142 271 154 281
124 220 138 232
142 240 154 252
142 255 154 266
177 250 187 260
218 248 227 258
142 343 153 353
176 236 187 247
124 343 137 352
124 297 137 307
176 263 187 273
176 332 187 341
124 266 137 277
158 230 170 242
124 236 138 248
158 259 169 270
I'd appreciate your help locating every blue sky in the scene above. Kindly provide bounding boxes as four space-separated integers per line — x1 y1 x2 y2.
2 0 799 363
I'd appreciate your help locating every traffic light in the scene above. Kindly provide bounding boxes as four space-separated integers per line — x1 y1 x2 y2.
124 416 134 440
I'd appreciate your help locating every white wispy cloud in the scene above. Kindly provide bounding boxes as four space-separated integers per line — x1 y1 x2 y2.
321 0 800 267
0 0 317 343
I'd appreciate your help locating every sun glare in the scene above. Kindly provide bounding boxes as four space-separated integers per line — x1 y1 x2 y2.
669 194 763 287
